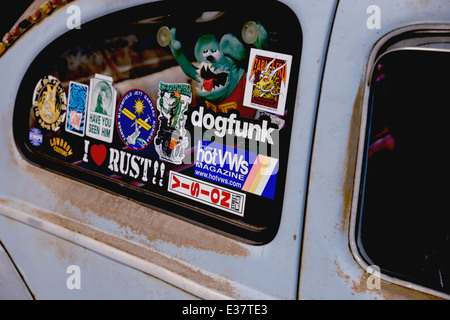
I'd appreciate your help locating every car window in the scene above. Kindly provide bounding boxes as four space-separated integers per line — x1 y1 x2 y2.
13 1 302 244
356 48 450 295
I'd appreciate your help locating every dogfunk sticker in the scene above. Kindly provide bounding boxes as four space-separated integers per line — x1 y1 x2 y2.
32 75 67 131
168 171 246 217
194 140 279 199
86 74 117 143
244 49 292 116
66 81 89 136
154 82 192 164
117 89 157 150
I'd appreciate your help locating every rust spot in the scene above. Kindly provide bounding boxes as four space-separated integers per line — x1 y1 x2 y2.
0 197 237 297
7 136 20 168
1 148 250 296
20 163 250 258
339 78 365 233
34 229 80 264
4 68 249 296
334 258 443 300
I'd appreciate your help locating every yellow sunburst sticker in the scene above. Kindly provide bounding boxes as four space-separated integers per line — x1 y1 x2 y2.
133 98 146 116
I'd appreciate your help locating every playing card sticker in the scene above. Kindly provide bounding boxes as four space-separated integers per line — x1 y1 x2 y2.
244 49 292 116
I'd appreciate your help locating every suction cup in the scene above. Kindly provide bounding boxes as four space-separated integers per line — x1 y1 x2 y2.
242 21 259 44
157 26 171 47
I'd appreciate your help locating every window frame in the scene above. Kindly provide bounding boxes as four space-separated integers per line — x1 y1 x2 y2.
349 24 450 299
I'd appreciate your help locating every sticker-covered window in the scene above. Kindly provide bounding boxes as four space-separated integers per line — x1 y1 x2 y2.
356 49 450 294
14 2 301 244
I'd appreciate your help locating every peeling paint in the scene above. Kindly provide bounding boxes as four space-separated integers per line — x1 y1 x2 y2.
4 111 250 259
339 77 364 233
3 133 251 298
0 197 238 297
334 258 442 300
27 164 249 257
335 76 445 300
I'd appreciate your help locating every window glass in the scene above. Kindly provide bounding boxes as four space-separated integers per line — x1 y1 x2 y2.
357 49 450 294
13 2 302 244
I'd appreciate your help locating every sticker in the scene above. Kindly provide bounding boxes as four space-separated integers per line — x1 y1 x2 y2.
241 154 279 198
90 143 107 166
190 106 276 145
82 140 165 187
117 89 157 150
256 110 285 130
164 28 259 118
85 74 117 143
32 75 67 131
66 81 89 136
29 128 43 146
154 82 192 164
244 49 292 115
168 171 246 216
49 137 73 157
194 140 279 199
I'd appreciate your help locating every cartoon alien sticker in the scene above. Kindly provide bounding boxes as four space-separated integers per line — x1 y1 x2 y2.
163 23 268 118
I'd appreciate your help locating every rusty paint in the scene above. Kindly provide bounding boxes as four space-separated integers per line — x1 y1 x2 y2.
0 1 76 59
339 77 365 233
0 197 238 297
3 154 249 295
6 121 250 258
2 0 252 298
34 227 81 264
334 258 442 300
8 136 20 169
3 118 251 297
335 77 444 300
5 96 249 258
35 168 249 257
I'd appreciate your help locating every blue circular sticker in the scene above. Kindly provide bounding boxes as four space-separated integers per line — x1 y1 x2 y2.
29 128 43 147
117 89 157 150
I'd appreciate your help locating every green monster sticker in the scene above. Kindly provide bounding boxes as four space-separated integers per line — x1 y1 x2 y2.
165 24 267 118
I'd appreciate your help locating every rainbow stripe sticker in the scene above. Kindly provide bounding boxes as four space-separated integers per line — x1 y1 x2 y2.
242 154 279 197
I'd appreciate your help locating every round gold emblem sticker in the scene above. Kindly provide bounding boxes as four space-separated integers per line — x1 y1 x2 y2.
32 75 67 131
